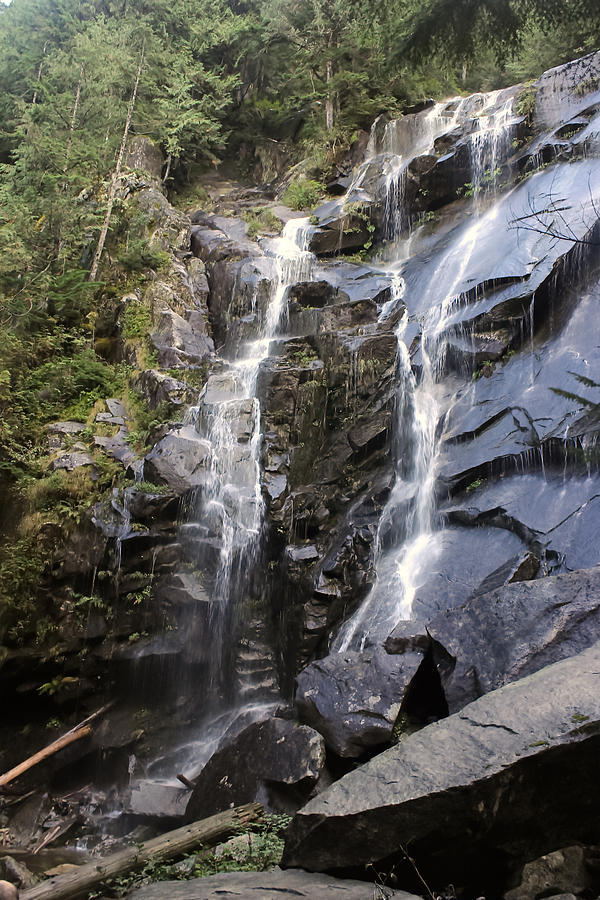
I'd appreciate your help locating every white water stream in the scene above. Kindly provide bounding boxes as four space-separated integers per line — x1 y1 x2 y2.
336 91 518 650
141 219 315 783
190 218 314 691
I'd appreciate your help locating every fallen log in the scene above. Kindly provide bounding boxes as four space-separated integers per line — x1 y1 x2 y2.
20 802 264 900
0 704 113 790
0 728 92 789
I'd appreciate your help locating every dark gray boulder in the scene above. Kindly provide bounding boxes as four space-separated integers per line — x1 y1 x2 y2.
126 870 417 900
144 426 211 493
391 566 600 714
185 718 326 820
309 199 374 255
503 845 595 900
295 647 424 757
283 641 600 895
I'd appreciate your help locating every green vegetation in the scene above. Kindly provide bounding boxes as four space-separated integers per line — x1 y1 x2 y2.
550 372 600 411
242 207 283 237
91 815 291 896
516 83 537 125
282 180 323 211
121 301 153 339
466 478 485 493
472 360 496 380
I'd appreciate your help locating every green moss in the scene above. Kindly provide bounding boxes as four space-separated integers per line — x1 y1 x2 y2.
242 207 283 237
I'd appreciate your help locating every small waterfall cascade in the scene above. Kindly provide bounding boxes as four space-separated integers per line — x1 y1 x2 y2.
187 218 314 705
467 91 517 197
335 97 518 651
360 91 518 243
143 218 315 782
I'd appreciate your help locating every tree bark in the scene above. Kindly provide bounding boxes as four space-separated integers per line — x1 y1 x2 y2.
325 59 334 131
31 43 47 106
20 803 264 900
89 43 145 281
64 65 84 178
0 704 112 791
0 728 92 789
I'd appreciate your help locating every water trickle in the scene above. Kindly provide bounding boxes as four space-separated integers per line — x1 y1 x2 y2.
468 92 516 200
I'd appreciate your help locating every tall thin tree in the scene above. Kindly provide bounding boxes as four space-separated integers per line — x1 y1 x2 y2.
89 43 145 282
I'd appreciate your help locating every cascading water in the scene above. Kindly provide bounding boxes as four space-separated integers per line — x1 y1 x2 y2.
468 91 517 198
144 218 315 779
194 217 313 693
335 95 517 651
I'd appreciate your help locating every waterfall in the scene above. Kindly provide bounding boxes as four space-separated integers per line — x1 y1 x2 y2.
187 218 314 701
468 92 516 198
141 218 315 783
335 96 517 651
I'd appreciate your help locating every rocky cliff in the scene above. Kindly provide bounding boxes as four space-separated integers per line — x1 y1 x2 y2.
2 49 600 900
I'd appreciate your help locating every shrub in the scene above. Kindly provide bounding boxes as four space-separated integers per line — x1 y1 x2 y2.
121 301 152 339
282 179 323 211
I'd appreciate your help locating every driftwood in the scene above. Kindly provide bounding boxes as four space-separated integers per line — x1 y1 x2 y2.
21 802 264 900
32 815 79 855
0 705 112 790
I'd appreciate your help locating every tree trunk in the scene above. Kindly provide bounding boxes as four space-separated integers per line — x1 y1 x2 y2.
162 153 172 184
0 705 112 790
64 65 84 178
31 43 47 106
325 59 334 131
20 803 264 900
89 44 145 282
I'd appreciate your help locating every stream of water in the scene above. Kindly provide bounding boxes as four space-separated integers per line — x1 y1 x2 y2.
335 91 518 651
146 218 315 780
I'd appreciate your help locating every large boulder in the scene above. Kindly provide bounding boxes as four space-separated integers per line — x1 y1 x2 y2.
295 647 425 758
503 845 595 900
125 136 164 180
136 187 191 253
144 426 211 493
308 200 374 256
283 641 600 896
151 308 213 367
185 717 327 820
385 565 600 715
127 870 419 900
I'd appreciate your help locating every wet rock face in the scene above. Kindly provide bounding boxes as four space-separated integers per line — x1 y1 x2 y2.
185 718 327 819
283 642 600 896
257 321 398 669
386 566 600 715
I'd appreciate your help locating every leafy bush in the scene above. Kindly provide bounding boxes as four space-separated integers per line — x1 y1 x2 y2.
282 179 323 211
121 301 152 339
